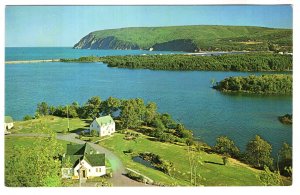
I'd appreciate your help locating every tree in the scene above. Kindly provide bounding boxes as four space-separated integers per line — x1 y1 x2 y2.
144 102 157 125
187 145 204 186
100 96 121 116
160 113 177 129
214 136 240 158
119 98 146 129
175 124 193 139
36 102 49 116
120 100 140 129
81 96 101 119
257 166 283 186
68 102 80 118
245 135 273 169
48 106 56 115
278 143 292 176
5 134 63 187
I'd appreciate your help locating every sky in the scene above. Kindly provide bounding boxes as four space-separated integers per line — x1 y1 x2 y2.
5 5 293 47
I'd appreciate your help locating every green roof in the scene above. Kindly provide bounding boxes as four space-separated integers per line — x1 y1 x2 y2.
5 116 13 123
84 154 105 166
95 115 114 126
62 143 105 168
62 155 82 168
66 144 85 155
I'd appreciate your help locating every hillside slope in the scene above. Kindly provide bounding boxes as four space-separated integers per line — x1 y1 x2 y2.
74 25 292 52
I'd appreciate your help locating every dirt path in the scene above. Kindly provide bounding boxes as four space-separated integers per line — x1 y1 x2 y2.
6 133 149 187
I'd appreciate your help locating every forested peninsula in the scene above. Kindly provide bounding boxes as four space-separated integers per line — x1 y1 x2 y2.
60 53 292 72
73 25 292 52
213 74 292 95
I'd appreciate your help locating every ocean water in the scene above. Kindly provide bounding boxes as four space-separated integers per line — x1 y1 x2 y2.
5 47 292 155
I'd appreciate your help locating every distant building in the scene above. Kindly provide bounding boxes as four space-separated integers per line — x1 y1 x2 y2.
149 47 153 51
4 116 13 133
61 143 106 179
90 115 115 137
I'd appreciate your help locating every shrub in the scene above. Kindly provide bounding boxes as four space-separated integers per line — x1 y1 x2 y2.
91 129 98 137
23 115 33 121
185 138 194 146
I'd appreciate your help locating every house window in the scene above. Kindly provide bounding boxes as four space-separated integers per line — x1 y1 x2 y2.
89 169 91 172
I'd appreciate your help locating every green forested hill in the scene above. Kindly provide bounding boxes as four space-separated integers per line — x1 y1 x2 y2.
74 25 292 52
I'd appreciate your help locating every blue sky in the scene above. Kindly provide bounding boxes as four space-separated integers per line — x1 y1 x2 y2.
5 5 292 47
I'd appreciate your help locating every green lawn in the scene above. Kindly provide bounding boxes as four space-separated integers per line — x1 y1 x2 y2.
11 116 90 134
99 132 263 186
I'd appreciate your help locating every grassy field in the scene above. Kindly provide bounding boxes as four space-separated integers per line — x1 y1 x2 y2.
11 115 91 134
99 132 263 186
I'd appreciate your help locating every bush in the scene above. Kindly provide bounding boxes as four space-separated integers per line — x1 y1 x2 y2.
91 129 98 137
23 115 33 121
185 138 194 146
126 171 144 182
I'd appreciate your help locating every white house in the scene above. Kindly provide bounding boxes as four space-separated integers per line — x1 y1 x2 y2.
61 143 106 179
4 116 13 134
90 115 115 137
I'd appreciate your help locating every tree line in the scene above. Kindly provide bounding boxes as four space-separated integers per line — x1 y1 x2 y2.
32 96 193 143
60 53 292 72
212 135 292 178
213 74 292 94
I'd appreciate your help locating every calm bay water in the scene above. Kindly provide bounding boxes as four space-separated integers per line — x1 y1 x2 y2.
5 47 292 155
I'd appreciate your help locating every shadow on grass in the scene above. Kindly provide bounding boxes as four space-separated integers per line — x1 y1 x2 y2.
146 137 158 142
69 127 87 134
82 119 93 124
204 161 224 166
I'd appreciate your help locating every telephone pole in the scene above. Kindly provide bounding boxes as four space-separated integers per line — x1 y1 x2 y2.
67 105 70 132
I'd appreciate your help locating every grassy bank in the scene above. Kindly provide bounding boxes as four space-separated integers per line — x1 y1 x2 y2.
99 132 263 186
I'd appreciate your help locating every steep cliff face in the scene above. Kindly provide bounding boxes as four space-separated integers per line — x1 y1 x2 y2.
74 34 140 50
152 39 199 52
